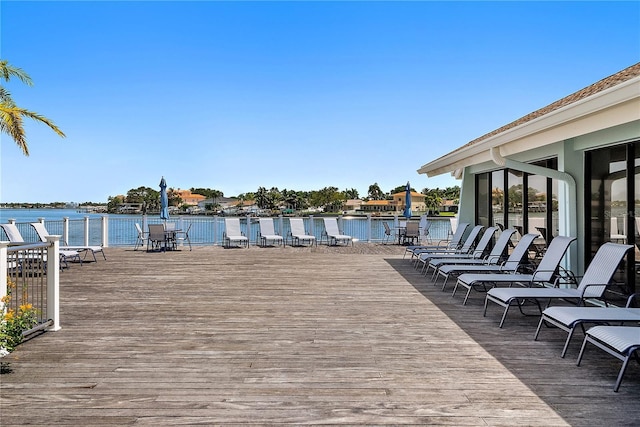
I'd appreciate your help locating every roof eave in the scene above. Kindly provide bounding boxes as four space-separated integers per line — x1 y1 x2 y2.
418 75 640 177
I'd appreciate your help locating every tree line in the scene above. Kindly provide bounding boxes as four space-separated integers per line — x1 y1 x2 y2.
107 183 460 214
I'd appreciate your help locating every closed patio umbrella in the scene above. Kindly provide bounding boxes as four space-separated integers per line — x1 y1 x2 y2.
403 181 412 219
159 176 169 222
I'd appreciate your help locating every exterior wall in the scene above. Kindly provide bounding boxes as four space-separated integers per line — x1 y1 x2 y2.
458 119 640 275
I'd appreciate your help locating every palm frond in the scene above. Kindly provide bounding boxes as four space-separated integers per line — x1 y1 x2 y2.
0 104 28 156
0 60 33 86
18 108 66 138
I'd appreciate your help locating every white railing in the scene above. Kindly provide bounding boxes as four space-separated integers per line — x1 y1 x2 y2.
4 215 454 248
1 237 61 336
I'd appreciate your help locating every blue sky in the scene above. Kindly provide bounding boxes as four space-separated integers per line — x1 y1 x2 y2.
1 1 638 203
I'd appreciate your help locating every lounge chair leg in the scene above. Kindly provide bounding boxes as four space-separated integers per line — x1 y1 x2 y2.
534 316 545 341
441 275 450 291
462 287 472 306
498 304 511 328
451 281 460 298
561 328 577 358
614 356 632 392
576 336 589 367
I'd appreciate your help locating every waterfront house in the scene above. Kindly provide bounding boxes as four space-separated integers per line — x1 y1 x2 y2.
417 62 640 294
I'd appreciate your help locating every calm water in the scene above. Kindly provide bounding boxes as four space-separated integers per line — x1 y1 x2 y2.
1 208 453 247
0 208 106 223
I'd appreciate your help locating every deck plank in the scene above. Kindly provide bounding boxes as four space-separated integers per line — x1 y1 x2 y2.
1 245 638 425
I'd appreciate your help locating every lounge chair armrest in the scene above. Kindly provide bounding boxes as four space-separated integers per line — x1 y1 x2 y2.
527 269 559 286
485 254 501 264
554 266 578 287
626 293 638 308
578 282 619 302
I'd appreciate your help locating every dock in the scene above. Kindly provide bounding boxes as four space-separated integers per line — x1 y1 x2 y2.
1 244 638 425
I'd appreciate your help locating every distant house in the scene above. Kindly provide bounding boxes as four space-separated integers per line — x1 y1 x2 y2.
360 199 395 214
118 203 142 214
344 199 363 213
360 191 426 214
439 199 458 213
173 189 206 206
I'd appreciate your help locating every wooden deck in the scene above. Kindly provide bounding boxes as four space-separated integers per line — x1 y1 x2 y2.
1 244 639 426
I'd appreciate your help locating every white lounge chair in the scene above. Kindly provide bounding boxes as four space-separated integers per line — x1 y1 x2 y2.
289 218 316 247
322 218 353 246
403 222 470 259
535 294 640 357
484 242 633 328
1 223 82 268
414 225 486 271
430 228 517 286
175 223 192 251
577 325 640 392
134 223 148 251
223 218 249 248
454 235 576 306
257 218 284 247
30 221 106 262
438 233 538 292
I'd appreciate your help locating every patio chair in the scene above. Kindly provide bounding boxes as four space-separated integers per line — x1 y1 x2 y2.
30 221 106 262
382 221 393 245
1 223 82 268
576 325 640 392
484 242 633 328
419 225 498 275
289 218 316 247
430 228 517 286
453 234 575 306
403 222 470 259
535 294 640 357
257 218 284 247
223 218 249 248
419 215 431 244
401 221 420 246
321 218 353 246
413 225 485 270
147 224 167 252
175 223 192 251
134 223 148 251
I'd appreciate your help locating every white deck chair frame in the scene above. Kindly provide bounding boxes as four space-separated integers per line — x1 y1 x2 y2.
483 242 633 328
223 218 249 248
322 218 353 246
403 223 470 259
1 223 82 268
577 325 640 392
535 294 640 357
430 228 517 286
452 234 575 306
289 218 316 247
257 218 284 247
30 222 106 262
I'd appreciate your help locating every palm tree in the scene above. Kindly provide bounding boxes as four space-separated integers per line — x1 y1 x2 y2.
0 59 65 156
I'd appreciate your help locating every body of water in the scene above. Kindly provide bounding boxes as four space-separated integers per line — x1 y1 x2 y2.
0 208 106 223
1 208 453 247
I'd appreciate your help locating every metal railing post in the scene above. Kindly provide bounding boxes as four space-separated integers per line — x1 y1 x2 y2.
309 215 315 239
366 214 372 242
213 215 219 246
63 217 70 245
45 236 61 331
0 243 8 319
101 215 109 247
178 216 184 248
83 216 90 246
